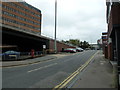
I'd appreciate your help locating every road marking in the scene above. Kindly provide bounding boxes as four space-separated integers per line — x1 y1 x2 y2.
27 63 57 73
53 51 99 90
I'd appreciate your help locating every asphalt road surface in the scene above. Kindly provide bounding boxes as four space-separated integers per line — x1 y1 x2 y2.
2 50 97 88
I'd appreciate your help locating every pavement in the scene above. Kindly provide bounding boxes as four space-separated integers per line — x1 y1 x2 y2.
69 51 116 88
1 53 74 67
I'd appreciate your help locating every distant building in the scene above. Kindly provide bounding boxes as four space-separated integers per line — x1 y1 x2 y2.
90 44 99 50
1 1 42 34
102 32 108 58
97 38 102 50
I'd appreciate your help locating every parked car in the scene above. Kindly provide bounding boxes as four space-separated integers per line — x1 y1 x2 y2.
76 48 84 52
64 48 77 53
2 50 20 60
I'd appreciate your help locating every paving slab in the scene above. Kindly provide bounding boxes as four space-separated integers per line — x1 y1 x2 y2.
1 52 74 67
1 55 57 67
71 51 115 88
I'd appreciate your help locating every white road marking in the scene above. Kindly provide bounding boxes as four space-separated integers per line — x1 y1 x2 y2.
27 63 57 73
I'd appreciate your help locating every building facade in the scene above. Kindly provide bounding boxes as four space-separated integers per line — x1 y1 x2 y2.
1 1 42 34
0 0 76 54
106 0 120 87
106 0 120 61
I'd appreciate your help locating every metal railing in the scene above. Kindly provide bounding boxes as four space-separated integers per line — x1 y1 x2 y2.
1 51 44 61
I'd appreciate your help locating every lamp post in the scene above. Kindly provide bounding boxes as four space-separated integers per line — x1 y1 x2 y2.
54 0 57 53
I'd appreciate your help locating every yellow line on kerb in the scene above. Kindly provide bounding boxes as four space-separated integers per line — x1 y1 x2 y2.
53 51 99 90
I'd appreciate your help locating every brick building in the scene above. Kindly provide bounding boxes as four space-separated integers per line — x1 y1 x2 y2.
48 39 74 53
106 0 120 61
106 0 120 87
1 1 42 34
0 0 75 53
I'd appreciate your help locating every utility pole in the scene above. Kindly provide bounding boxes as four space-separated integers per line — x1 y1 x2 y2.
54 0 57 53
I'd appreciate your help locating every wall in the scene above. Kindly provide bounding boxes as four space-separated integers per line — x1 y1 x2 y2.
108 43 112 60
106 2 120 62
108 3 120 37
49 39 75 53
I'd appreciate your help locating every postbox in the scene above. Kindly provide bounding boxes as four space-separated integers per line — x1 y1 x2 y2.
31 49 35 58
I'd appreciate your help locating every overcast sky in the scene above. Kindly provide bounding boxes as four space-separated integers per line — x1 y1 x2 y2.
25 0 107 44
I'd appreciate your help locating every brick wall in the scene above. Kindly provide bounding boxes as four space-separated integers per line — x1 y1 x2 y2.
108 3 120 36
108 43 112 60
49 40 74 53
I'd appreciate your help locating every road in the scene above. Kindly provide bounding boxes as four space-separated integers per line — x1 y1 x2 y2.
2 50 97 88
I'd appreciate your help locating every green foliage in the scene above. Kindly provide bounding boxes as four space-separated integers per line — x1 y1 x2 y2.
61 39 90 49
79 41 90 49
69 39 80 46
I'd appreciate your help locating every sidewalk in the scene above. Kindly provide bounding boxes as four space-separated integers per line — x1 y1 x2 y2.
1 55 57 67
70 51 116 88
1 53 74 67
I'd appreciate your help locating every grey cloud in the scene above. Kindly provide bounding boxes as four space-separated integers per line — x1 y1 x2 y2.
25 0 107 43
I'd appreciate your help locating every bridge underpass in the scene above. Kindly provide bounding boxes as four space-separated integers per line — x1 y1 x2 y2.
2 26 49 53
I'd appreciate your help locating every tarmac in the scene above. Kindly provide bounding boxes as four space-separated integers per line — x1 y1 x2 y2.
0 51 117 89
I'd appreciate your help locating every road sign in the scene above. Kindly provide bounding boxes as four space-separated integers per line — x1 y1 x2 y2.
43 45 46 49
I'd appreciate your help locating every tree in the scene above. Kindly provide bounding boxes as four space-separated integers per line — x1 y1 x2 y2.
80 41 90 49
61 39 90 49
69 39 80 46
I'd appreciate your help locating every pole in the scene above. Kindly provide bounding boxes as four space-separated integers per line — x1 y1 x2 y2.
54 0 57 53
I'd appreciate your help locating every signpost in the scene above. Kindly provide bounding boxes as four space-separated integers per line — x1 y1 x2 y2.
43 45 46 49
54 0 57 53
43 45 46 55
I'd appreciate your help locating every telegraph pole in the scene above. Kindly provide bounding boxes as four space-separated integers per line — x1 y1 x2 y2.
54 0 57 53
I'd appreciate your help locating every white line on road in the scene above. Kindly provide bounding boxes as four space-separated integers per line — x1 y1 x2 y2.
27 63 57 73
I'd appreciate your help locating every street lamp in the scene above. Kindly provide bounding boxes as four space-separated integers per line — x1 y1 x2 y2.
54 0 57 53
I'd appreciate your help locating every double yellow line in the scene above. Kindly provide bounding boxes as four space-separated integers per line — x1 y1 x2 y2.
53 51 99 90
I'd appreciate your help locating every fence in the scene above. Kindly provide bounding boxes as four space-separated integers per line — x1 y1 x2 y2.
1 51 44 61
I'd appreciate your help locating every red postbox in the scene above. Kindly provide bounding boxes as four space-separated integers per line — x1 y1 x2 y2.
31 49 35 58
